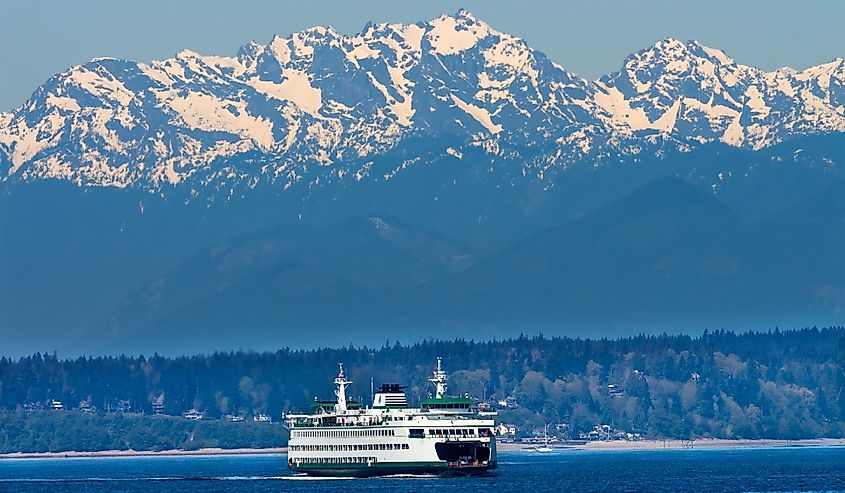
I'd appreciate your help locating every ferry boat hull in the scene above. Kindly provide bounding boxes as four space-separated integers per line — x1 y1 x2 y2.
289 460 497 477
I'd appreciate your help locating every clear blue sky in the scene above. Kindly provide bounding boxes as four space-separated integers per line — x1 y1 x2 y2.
2 0 843 111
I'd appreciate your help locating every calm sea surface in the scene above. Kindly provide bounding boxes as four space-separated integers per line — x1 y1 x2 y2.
1 448 844 492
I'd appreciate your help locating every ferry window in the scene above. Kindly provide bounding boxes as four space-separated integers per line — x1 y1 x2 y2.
429 429 435 435
403 443 409 449
409 428 424 438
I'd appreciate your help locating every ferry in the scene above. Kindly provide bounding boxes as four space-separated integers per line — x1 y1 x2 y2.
285 358 497 477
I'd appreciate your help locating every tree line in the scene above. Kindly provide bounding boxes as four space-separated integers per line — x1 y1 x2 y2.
1 328 843 447
0 411 287 453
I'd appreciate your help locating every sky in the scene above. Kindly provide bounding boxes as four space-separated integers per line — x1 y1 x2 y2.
1 0 844 111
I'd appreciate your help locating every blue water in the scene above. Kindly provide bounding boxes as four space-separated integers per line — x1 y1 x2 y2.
1 448 844 492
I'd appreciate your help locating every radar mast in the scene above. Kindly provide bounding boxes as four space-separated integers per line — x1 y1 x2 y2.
334 363 353 413
429 357 448 399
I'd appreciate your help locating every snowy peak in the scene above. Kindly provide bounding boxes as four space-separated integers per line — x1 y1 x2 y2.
1 13 844 191
597 38 754 137
596 37 845 148
425 10 496 56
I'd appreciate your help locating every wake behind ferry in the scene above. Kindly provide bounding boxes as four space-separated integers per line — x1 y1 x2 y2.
285 358 497 477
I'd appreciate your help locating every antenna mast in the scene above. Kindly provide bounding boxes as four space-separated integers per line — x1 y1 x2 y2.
334 363 352 413
428 356 448 399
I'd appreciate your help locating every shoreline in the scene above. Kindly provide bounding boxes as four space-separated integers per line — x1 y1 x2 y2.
2 438 844 459
0 447 288 460
498 437 845 451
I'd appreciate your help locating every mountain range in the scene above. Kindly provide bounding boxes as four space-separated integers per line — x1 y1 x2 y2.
0 11 843 355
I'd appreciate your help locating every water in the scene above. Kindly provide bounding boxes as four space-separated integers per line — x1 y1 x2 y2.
1 448 844 492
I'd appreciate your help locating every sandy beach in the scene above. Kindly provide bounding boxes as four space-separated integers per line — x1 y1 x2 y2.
498 438 845 451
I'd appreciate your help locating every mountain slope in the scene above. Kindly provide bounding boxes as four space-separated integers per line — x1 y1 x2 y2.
89 177 845 354
83 215 473 353
1 11 843 196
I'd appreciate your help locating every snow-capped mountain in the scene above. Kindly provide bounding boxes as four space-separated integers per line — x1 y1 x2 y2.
0 10 843 193
596 38 845 149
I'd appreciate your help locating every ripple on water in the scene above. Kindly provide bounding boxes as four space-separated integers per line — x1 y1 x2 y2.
1 448 844 493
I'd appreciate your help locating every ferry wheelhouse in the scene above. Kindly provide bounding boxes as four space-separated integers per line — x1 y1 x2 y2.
285 358 497 477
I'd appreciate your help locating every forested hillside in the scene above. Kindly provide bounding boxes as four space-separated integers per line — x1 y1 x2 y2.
1 329 844 446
